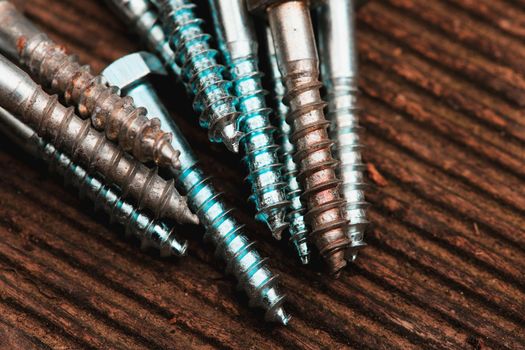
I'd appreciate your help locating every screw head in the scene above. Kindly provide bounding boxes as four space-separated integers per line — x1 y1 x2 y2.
102 51 166 92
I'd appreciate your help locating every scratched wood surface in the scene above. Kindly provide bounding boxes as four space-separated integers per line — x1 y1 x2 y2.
0 0 524 349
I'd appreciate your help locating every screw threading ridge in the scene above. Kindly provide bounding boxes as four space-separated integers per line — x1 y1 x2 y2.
317 0 368 261
208 0 289 238
43 140 188 257
266 1 350 275
265 28 310 264
18 33 179 171
0 55 198 225
155 0 243 153
103 57 290 324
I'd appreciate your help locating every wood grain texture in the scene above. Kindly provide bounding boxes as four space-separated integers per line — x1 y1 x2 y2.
0 0 524 348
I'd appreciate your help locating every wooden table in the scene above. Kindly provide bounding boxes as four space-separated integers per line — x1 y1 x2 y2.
0 0 523 348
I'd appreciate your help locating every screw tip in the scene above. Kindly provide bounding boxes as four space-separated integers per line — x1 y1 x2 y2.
266 211 288 240
220 124 243 153
266 306 292 326
326 249 347 277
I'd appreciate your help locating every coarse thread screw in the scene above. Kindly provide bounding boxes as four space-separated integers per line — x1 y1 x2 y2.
0 2 181 174
265 27 309 264
103 52 290 325
154 0 243 153
208 0 289 238
0 54 198 226
317 0 368 261
248 0 350 275
0 108 188 256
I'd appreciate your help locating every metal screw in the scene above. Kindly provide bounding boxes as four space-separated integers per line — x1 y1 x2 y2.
0 53 198 226
0 1 182 175
0 107 188 257
208 0 289 238
103 52 290 325
265 27 310 264
152 0 243 153
317 0 368 261
248 0 350 276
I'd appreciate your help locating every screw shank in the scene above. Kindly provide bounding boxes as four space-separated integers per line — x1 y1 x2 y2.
0 1 40 59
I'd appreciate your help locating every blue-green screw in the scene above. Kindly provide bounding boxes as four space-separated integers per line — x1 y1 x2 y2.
103 52 290 325
154 0 243 153
265 27 310 264
208 0 289 238
0 107 187 257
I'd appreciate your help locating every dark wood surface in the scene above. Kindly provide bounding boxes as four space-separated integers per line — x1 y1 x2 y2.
0 0 524 349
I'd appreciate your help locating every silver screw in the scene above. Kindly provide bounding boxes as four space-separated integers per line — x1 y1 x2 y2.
208 0 290 238
0 1 182 176
103 52 290 325
317 0 368 261
0 53 198 226
0 107 188 257
248 0 350 276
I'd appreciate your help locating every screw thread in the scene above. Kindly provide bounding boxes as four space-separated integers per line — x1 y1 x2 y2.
266 31 310 264
156 0 242 153
0 57 197 225
16 30 180 171
268 2 350 275
227 55 289 238
41 139 188 256
327 78 368 261
178 164 290 325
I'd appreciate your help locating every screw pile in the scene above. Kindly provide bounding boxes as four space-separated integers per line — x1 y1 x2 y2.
103 52 290 325
208 0 289 238
248 0 350 275
317 0 368 261
154 0 243 153
0 54 197 225
0 1 182 175
0 107 188 257
265 27 310 264
0 0 369 326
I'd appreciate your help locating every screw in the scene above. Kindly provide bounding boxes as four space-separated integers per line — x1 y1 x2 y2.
208 0 289 238
152 0 243 153
0 53 198 226
317 0 368 261
265 27 310 264
0 107 188 257
248 0 350 276
0 1 182 175
102 52 290 325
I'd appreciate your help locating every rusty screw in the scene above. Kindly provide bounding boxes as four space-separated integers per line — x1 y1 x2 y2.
248 0 350 275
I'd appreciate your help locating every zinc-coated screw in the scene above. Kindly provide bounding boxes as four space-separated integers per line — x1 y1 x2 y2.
208 0 289 238
0 107 188 257
0 1 182 175
248 0 350 276
265 27 310 264
154 0 243 153
103 52 290 325
317 0 368 261
0 54 198 226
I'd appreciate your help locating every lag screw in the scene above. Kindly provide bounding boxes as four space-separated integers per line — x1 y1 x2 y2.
317 0 368 261
0 53 198 226
0 108 188 257
265 27 310 264
248 0 350 276
153 0 243 153
103 52 290 325
0 1 182 175
208 0 289 238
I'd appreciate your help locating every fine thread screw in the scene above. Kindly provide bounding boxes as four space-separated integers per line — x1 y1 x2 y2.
248 0 351 275
0 54 198 225
208 0 289 238
155 0 243 153
0 2 181 173
0 107 188 257
317 0 368 261
103 52 290 325
265 27 310 264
